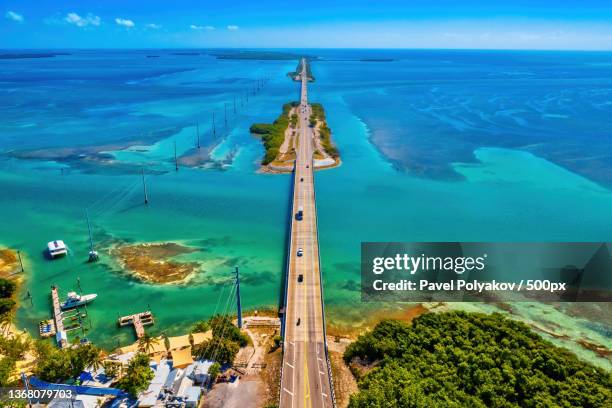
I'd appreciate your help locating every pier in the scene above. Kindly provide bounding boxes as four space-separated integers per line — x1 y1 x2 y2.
118 311 154 339
280 59 335 408
50 286 67 348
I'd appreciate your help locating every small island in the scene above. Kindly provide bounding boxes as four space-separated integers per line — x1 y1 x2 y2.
112 242 200 284
250 101 340 173
287 58 315 82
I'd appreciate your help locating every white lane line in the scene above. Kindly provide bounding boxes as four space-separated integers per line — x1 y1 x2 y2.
284 388 294 396
317 357 323 362
319 371 325 375
286 362 294 369
322 393 328 397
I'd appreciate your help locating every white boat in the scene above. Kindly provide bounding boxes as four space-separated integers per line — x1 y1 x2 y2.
60 292 97 310
47 240 68 258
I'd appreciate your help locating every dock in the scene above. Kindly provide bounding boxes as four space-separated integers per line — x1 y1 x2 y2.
118 311 154 339
50 286 67 348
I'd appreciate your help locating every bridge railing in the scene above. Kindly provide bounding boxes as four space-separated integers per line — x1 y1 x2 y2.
278 157 298 406
310 155 337 408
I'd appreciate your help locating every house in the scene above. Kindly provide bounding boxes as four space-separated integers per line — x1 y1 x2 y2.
137 359 171 407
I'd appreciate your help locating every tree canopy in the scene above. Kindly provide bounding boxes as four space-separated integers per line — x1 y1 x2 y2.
344 311 611 408
117 353 154 397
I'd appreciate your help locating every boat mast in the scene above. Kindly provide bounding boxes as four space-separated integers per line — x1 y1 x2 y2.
85 209 98 262
174 141 179 171
142 167 149 205
196 122 200 149
212 112 216 137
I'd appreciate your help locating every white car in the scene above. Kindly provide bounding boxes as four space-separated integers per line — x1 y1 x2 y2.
297 248 303 257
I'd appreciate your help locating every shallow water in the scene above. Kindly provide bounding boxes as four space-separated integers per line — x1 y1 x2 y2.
1 50 611 368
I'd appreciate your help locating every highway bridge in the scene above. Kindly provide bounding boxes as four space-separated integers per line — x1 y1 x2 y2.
279 59 335 408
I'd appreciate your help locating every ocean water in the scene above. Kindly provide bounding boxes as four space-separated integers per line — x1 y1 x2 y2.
1 49 611 366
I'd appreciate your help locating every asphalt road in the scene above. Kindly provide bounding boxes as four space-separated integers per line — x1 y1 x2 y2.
279 60 334 408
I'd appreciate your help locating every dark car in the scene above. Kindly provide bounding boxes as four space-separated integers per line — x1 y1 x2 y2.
298 274 303 283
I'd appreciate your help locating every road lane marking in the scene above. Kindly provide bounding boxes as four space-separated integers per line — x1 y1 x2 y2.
286 362 294 369
283 388 294 396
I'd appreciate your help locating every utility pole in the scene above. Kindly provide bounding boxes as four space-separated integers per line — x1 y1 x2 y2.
17 250 24 272
212 112 216 137
196 122 200 149
174 141 179 171
141 167 148 205
235 267 242 329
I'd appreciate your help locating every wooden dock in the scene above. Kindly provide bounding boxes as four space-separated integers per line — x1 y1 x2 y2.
118 311 154 339
50 286 67 348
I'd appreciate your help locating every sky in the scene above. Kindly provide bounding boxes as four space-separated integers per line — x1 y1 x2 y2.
2 0 612 50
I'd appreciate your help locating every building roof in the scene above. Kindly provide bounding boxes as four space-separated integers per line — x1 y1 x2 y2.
137 360 170 407
171 348 194 369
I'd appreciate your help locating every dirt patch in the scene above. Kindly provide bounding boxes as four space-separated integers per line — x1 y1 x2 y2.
0 249 19 276
328 303 429 339
112 242 199 284
329 348 358 408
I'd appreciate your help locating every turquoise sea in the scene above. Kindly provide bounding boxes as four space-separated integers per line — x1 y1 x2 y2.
1 49 611 368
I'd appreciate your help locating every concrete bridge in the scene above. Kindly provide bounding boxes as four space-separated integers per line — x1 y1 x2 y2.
280 59 335 408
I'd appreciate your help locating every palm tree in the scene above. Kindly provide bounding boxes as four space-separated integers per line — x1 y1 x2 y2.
0 312 12 335
138 333 159 354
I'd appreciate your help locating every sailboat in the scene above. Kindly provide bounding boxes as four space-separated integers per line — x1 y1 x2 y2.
85 209 98 262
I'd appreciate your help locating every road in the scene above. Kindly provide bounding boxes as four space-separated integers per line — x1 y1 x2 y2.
279 59 334 408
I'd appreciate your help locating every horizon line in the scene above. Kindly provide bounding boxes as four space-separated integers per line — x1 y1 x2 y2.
2 46 612 52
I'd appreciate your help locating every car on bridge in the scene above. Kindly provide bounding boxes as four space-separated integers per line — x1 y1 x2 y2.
297 248 303 257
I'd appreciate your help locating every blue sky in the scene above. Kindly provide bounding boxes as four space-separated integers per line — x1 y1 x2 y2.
2 1 612 49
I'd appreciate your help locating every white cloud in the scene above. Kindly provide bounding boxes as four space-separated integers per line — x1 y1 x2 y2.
205 25 215 31
5 11 24 23
146 23 161 29
65 12 100 27
115 18 135 28
190 24 205 30
227 25 239 31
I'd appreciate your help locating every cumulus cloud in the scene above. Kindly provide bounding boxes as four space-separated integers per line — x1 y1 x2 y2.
6 11 24 22
227 25 239 30
115 18 135 28
65 12 100 27
146 23 161 29
190 24 204 30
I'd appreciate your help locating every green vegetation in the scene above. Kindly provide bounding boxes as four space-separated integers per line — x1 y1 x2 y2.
0 279 16 298
193 336 239 365
0 277 25 386
192 314 249 365
287 58 315 81
192 320 210 333
344 312 611 408
208 362 221 383
0 334 31 386
250 102 298 165
34 341 103 383
117 353 154 397
137 332 160 354
310 103 339 158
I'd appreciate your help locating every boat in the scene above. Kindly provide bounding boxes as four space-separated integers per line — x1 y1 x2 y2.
60 291 97 310
47 240 68 258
